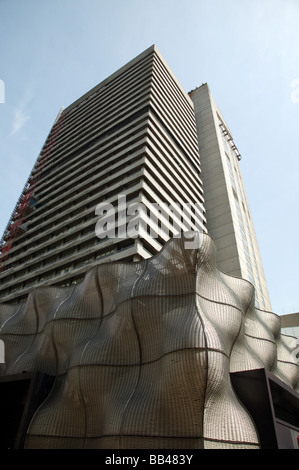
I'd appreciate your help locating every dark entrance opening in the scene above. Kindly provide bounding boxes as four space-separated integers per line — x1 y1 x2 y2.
0 372 54 449
231 368 299 449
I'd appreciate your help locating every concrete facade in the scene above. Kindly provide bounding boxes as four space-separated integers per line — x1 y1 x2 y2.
189 83 272 311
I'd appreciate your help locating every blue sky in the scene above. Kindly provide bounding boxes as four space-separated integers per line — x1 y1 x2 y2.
0 0 298 315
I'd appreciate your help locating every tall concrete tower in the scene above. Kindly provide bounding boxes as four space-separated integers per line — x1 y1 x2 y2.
190 83 271 310
0 45 206 304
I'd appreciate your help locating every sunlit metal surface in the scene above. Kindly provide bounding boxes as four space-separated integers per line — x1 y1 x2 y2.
0 233 298 448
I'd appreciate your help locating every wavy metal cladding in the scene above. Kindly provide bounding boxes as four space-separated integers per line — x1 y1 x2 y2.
0 233 298 449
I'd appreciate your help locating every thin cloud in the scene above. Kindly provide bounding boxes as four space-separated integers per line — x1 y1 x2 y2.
8 83 35 137
8 107 30 137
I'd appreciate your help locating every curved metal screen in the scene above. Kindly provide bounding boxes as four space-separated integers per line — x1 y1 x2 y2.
0 233 298 449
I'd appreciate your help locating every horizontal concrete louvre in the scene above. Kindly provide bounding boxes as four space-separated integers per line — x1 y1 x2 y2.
30 55 197 191
45 56 154 154
142 172 206 233
152 59 198 144
19 145 147 236
2 230 135 288
33 123 148 203
140 195 187 242
63 51 154 118
1 172 145 271
135 216 166 251
152 54 196 131
151 62 199 146
145 147 203 211
136 242 157 259
151 83 198 153
40 101 148 180
144 157 200 214
142 175 180 209
145 142 203 207
38 152 145 218
36 118 149 200
37 80 152 173
146 143 204 206
36 99 151 181
8 168 144 247
0 243 139 302
145 123 202 190
147 111 202 180
150 86 199 166
61 83 151 144
142 187 206 237
0 225 140 294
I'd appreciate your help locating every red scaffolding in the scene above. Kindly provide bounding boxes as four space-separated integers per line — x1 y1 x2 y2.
0 108 65 275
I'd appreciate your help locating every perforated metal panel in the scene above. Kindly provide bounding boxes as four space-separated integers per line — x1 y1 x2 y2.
0 233 298 448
